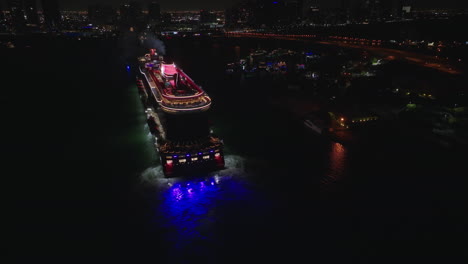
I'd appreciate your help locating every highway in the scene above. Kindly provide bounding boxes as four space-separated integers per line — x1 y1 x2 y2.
317 41 462 75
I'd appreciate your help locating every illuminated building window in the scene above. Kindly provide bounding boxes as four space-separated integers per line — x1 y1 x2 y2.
192 157 198 161
214 153 221 157
166 156 172 159
179 159 186 163
203 155 210 160
166 160 173 165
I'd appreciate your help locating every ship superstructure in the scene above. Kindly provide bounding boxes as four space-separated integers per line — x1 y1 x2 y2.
137 49 224 176
138 49 212 114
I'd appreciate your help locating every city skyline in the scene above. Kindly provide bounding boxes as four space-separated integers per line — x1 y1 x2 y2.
1 0 468 11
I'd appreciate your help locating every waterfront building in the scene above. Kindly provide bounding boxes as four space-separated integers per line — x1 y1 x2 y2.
42 0 61 30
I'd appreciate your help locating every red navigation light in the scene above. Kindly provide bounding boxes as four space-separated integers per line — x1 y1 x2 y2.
164 159 174 174
214 152 224 167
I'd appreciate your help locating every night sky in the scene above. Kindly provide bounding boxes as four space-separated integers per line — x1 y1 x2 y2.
3 0 467 11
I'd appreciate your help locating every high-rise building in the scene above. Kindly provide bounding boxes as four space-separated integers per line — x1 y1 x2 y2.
362 0 384 21
41 0 61 29
200 10 216 24
288 0 304 21
0 1 3 19
148 1 161 21
401 0 413 18
0 1 6 31
199 10 219 29
225 0 255 28
6 0 39 26
161 12 171 25
24 0 39 25
280 0 303 24
254 0 287 27
342 0 400 22
88 4 115 25
390 0 403 18
119 1 143 27
341 0 364 23
6 0 26 31
227 0 302 28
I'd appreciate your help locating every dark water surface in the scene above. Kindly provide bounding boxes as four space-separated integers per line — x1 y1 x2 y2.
4 36 467 263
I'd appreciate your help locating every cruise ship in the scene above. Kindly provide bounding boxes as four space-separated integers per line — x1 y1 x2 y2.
136 49 225 177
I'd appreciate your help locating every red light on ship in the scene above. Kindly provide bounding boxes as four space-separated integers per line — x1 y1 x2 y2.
214 152 224 168
164 159 174 175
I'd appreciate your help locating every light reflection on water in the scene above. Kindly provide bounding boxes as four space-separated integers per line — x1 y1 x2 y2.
137 141 342 262
162 176 223 247
321 142 347 190
139 155 279 262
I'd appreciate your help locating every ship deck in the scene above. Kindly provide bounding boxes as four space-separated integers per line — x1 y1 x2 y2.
139 62 211 113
